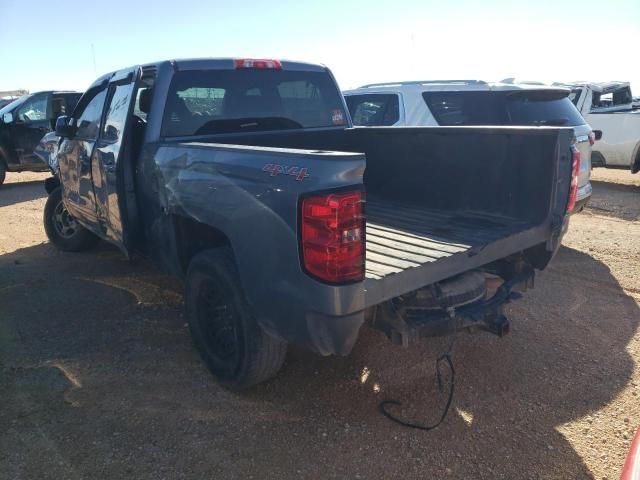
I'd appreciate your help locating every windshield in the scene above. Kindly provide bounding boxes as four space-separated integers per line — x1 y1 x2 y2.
422 90 586 126
161 69 347 137
0 95 29 116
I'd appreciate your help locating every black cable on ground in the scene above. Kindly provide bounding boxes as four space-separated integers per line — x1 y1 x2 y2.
379 334 456 431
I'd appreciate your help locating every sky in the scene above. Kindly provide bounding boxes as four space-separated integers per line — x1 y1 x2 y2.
1 0 639 95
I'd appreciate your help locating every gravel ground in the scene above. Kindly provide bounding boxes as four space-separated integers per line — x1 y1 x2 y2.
0 169 638 479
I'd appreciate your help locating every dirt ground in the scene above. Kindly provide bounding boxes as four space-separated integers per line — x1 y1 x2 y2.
1 169 639 480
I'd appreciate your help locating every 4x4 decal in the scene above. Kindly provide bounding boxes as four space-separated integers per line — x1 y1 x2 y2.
262 163 310 181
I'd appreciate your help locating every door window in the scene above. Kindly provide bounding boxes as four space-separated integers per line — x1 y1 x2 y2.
102 83 134 143
63 93 82 115
75 89 107 140
15 95 48 122
592 86 633 110
345 94 400 126
51 97 66 118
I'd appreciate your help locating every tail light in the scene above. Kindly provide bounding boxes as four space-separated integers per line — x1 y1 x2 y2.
234 58 282 69
301 191 364 283
567 147 581 213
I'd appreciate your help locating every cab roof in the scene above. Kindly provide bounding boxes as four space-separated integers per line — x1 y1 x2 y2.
344 79 569 94
88 57 329 89
553 81 631 94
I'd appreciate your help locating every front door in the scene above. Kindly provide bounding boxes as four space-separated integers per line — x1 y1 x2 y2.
92 71 138 254
57 85 108 228
12 93 50 168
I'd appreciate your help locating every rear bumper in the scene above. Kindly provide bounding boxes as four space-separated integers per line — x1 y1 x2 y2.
572 196 590 214
304 310 366 356
571 183 592 214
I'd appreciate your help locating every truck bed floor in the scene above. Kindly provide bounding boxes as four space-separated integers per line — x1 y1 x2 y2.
365 199 532 280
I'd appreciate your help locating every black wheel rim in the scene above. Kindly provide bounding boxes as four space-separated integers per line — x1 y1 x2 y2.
196 278 240 375
52 200 78 239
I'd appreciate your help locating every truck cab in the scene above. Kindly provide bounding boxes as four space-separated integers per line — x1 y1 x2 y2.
0 90 81 185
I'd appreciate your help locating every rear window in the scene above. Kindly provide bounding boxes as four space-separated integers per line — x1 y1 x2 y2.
161 69 347 137
345 94 400 126
423 90 586 127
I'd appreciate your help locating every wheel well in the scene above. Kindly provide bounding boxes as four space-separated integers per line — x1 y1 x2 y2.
173 215 231 275
632 143 640 174
590 151 606 168
0 147 8 169
44 176 60 194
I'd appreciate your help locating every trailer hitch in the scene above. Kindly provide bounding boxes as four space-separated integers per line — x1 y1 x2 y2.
373 270 533 347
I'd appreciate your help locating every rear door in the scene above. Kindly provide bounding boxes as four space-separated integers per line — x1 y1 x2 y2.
92 69 139 253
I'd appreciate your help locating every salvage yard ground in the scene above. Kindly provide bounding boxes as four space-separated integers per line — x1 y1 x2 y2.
1 169 639 480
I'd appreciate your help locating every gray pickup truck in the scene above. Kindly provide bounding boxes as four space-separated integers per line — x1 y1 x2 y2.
44 58 576 388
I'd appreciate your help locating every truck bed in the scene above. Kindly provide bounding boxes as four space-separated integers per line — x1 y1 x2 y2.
362 197 552 307
185 126 573 315
365 198 531 280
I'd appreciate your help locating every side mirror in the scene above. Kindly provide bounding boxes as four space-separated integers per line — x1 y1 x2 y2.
593 130 603 141
2 112 13 124
55 115 76 138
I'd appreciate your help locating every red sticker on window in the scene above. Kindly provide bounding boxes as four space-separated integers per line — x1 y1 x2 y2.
331 109 345 125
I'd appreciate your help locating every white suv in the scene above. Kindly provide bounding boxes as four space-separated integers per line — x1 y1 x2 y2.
344 80 594 212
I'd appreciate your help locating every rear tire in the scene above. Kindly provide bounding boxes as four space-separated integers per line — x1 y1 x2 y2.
44 187 99 251
0 162 6 186
186 248 287 388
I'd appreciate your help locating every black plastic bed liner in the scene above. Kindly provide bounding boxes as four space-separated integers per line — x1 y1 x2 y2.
363 198 546 306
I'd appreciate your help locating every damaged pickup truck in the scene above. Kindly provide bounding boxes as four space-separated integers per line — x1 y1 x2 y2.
44 58 577 388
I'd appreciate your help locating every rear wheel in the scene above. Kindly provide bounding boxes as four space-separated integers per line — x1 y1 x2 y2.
186 248 287 388
44 187 99 251
0 162 6 186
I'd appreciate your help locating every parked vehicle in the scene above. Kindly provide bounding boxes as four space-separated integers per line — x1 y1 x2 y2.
0 98 17 109
0 90 81 185
44 58 577 388
558 81 640 173
344 80 593 212
0 89 28 110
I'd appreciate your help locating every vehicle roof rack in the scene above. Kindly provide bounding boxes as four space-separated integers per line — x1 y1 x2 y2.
358 80 488 88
